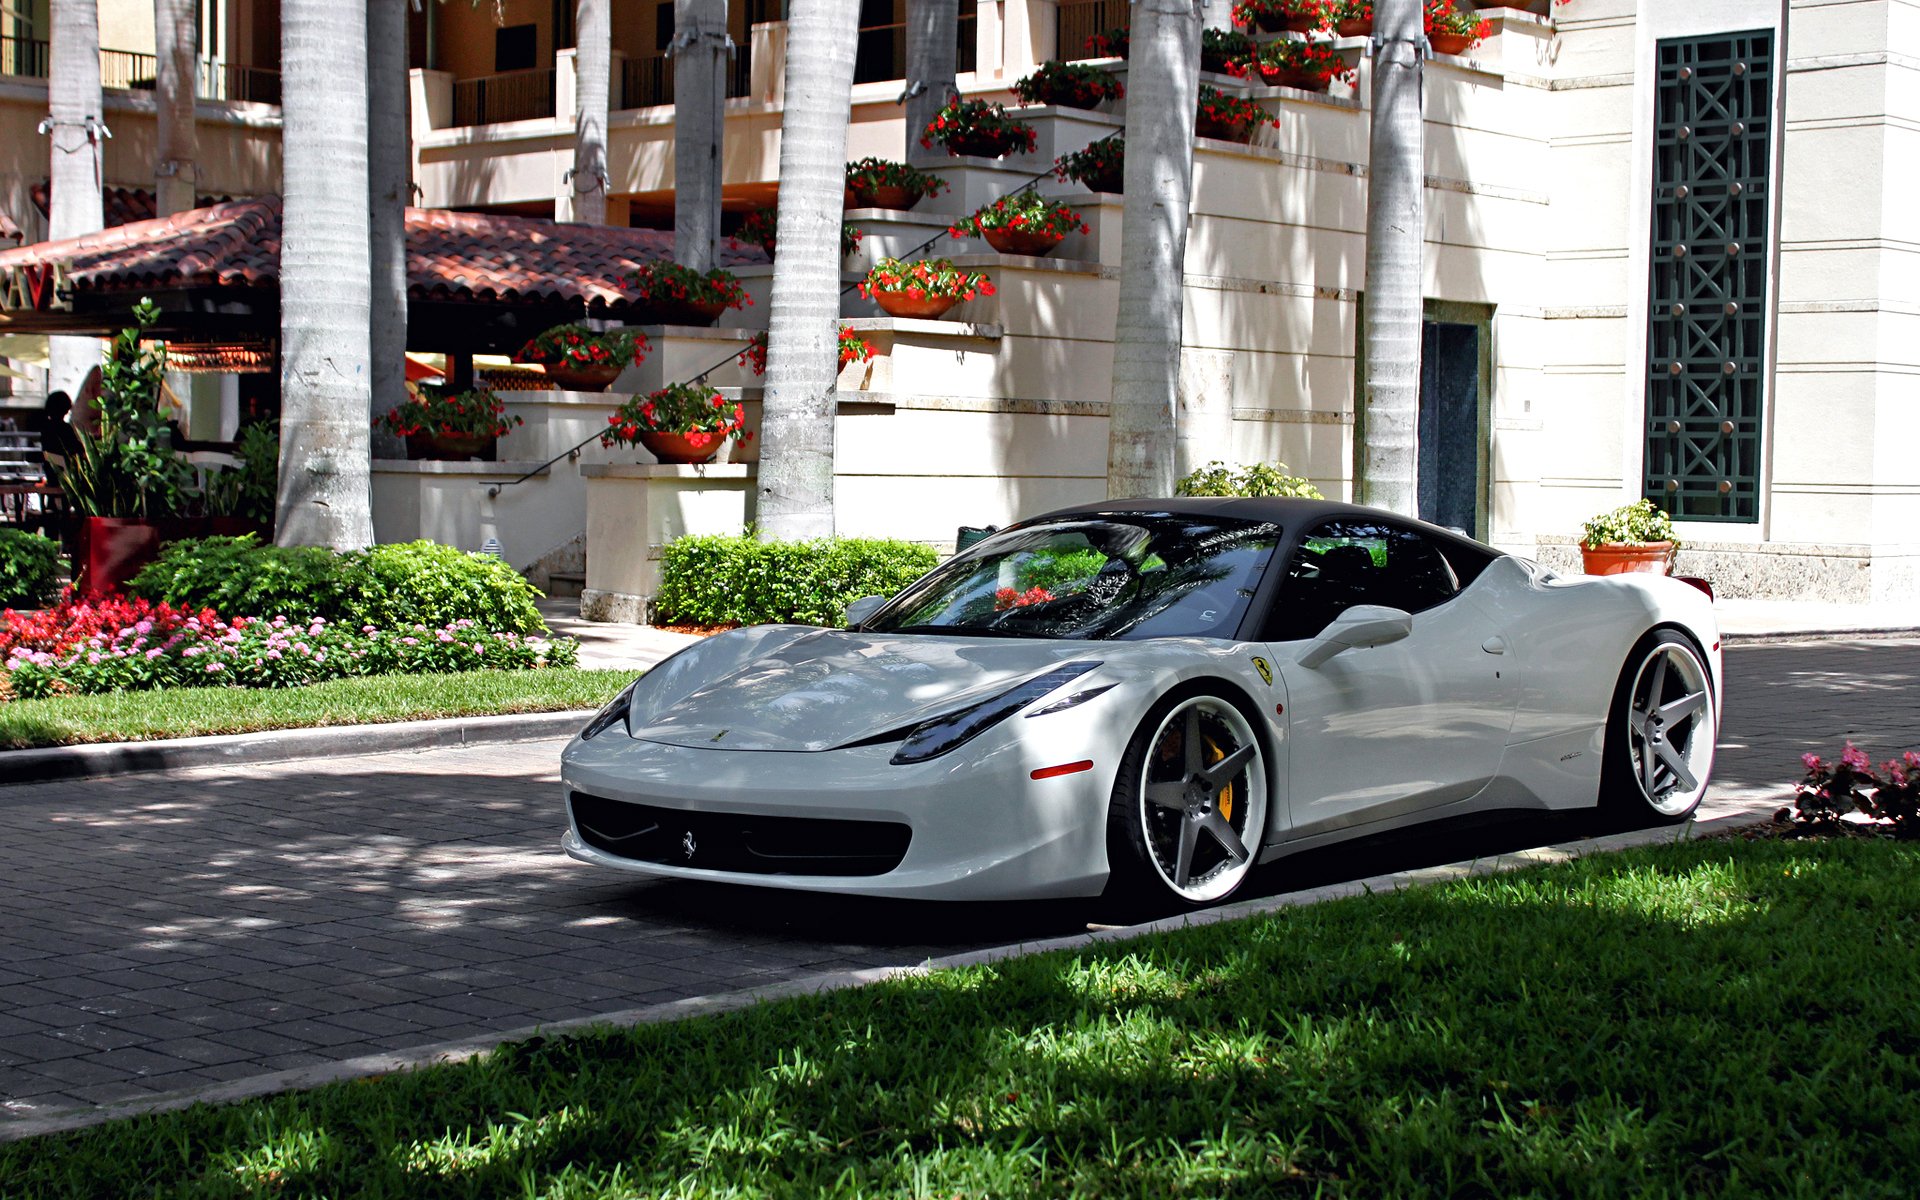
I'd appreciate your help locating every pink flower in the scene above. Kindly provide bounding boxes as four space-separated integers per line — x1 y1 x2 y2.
205 661 225 673
1801 753 1824 772
1841 743 1871 772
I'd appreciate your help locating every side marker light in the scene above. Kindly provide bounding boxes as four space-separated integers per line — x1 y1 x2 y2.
1275 703 1285 716
1031 760 1094 780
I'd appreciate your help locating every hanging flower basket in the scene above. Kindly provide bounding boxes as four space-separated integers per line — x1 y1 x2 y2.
602 382 751 463
858 257 996 321
1054 135 1126 195
870 290 960 320
1012 61 1125 111
950 188 1089 259
1225 39 1355 92
638 431 722 465
1425 1 1491 54
543 361 625 392
844 158 948 211
628 262 751 326
1195 85 1276 143
515 323 648 391
920 99 1039 160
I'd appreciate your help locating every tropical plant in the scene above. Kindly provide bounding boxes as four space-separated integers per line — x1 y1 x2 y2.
601 383 751 449
857 258 997 303
948 189 1090 240
1196 84 1279 134
843 158 948 201
1223 37 1356 87
1053 135 1126 192
202 422 279 526
628 261 753 310
1012 61 1125 108
374 387 522 440
56 298 195 520
514 323 650 370
0 529 62 610
1580 499 1679 549
1175 460 1324 499
918 98 1039 157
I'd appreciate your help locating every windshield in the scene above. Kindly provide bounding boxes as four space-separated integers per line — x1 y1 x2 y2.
864 515 1281 641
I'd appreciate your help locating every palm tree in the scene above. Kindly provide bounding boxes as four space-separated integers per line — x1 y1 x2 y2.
903 0 957 164
757 0 861 540
1105 0 1202 499
1359 0 1424 516
153 0 197 217
672 0 728 270
367 0 410 444
570 0 609 225
275 0 375 548
46 0 103 398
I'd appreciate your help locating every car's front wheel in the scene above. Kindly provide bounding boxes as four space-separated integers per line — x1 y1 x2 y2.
1105 690 1269 910
1603 629 1716 821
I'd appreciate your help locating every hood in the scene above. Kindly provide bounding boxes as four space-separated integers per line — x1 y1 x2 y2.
627 630 1099 751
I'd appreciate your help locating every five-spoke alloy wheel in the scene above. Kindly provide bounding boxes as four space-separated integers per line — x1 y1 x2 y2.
1606 630 1716 820
1107 691 1268 907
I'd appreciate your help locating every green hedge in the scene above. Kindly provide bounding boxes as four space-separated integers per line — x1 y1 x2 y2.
655 533 939 627
0 528 62 609
126 536 548 634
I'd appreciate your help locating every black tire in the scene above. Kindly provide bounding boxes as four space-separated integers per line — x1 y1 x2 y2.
1102 687 1269 916
1600 628 1716 823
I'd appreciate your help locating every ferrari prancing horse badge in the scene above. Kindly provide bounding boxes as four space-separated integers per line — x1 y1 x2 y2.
1251 656 1272 686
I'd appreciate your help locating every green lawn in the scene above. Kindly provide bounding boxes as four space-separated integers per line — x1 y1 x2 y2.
4 836 1915 1197
0 668 635 750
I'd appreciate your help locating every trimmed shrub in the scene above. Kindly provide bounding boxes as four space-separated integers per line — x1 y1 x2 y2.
656 534 939 627
1175 460 1323 499
127 536 548 634
0 529 62 610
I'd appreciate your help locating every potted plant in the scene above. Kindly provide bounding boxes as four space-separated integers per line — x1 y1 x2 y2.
1012 61 1124 110
919 98 1039 159
1579 498 1679 576
1426 0 1491 54
1328 0 1374 36
628 261 752 325
55 298 200 595
844 158 948 210
1195 84 1278 143
1053 134 1126 194
735 327 876 376
600 382 751 465
738 207 865 261
515 323 650 392
1083 26 1130 59
376 385 523 462
948 189 1090 257
857 257 997 320
1231 0 1325 34
1224 38 1356 91
1200 27 1255 73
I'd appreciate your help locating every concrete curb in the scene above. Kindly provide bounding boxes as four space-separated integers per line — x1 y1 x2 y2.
0 710 595 789
0 808 1765 1144
1720 627 1920 645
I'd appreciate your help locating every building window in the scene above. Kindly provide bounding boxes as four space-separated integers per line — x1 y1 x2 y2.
1643 30 1774 523
495 23 538 72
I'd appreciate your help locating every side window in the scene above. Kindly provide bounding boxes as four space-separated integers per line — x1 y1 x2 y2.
1261 519 1460 642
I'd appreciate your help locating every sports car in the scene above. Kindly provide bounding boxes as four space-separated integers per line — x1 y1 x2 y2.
561 498 1721 908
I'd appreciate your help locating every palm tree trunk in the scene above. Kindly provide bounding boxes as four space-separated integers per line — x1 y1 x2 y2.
672 0 727 270
275 0 374 549
571 0 610 225
1359 0 1424 516
46 0 104 398
757 0 861 541
153 0 197 216
903 0 957 165
367 0 410 446
1106 0 1202 499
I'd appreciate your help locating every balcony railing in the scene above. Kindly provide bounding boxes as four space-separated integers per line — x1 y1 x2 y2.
452 66 556 126
620 53 673 109
0 36 280 104
1057 0 1130 62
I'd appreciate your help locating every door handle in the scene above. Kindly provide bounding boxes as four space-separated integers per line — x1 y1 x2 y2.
1481 636 1507 655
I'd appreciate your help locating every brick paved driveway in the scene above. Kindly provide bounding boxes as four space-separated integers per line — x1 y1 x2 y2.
2 639 1916 1122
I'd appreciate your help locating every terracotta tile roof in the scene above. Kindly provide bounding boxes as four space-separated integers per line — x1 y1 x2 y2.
28 182 234 229
0 196 770 313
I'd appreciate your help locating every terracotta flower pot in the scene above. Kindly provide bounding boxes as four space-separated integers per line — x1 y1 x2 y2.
641 297 728 327
638 431 722 465
1429 31 1474 55
1195 114 1255 143
946 131 1020 159
544 361 624 392
406 431 495 461
851 184 922 211
1580 542 1675 576
1030 81 1105 111
870 289 961 319
1336 17 1373 36
1081 165 1124 194
983 227 1065 256
1258 65 1332 92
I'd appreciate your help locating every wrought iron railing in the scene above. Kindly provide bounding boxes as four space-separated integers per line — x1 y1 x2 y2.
0 37 278 105
205 61 281 105
620 53 673 109
452 67 557 126
1056 0 1129 61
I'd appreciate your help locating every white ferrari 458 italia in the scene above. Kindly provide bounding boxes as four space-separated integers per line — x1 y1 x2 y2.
561 499 1721 909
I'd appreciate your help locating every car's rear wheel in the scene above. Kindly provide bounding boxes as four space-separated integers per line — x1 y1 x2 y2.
1603 630 1716 821
1105 690 1268 910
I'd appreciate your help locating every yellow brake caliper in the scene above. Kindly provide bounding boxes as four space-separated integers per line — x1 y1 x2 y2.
1205 736 1234 822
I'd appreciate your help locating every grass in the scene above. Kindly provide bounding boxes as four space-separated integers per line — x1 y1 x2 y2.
3 836 1917 1197
0 668 636 750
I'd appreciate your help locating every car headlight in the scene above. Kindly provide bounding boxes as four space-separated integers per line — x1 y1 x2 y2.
580 678 641 740
890 660 1102 765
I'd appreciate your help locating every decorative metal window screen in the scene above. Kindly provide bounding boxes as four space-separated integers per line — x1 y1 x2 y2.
1643 31 1774 522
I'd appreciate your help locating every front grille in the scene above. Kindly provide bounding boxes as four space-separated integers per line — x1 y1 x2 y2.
570 792 912 877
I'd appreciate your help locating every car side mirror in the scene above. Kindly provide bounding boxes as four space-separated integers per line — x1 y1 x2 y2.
843 595 887 628
1296 604 1413 669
